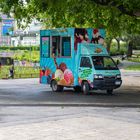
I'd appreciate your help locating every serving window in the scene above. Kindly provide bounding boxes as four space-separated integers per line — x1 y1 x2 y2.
51 36 71 57
51 36 60 57
61 37 71 57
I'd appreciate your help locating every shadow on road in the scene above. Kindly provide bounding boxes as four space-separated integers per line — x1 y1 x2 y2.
0 83 140 107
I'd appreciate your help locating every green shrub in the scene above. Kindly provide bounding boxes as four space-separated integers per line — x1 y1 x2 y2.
0 66 39 79
128 57 140 63
125 65 140 70
110 43 127 56
0 46 40 51
134 46 140 50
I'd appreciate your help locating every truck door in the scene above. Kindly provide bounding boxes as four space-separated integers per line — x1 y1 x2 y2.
78 57 93 85
40 36 50 84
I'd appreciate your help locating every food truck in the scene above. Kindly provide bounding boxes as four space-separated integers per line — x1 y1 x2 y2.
40 28 122 94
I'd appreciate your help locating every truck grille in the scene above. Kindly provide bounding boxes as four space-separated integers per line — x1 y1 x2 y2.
104 76 115 87
104 76 116 80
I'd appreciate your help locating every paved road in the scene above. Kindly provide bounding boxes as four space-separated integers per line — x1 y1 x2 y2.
0 75 140 107
0 107 140 140
121 69 140 77
118 60 140 69
0 75 140 140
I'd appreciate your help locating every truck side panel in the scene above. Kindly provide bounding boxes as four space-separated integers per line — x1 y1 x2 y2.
40 57 75 86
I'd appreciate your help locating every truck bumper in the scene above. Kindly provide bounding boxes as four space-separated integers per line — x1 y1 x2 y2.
92 79 122 90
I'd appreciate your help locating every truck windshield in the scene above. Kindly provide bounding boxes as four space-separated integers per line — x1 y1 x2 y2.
92 56 118 70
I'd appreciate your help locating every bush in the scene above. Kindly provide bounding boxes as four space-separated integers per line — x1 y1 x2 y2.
0 46 40 51
0 66 39 79
134 46 140 50
13 50 39 62
110 47 127 56
128 57 140 63
125 65 140 70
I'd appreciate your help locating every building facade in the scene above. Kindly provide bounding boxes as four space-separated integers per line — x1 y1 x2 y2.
0 14 42 47
0 14 14 46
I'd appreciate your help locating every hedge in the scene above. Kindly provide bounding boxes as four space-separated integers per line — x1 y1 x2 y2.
0 46 40 51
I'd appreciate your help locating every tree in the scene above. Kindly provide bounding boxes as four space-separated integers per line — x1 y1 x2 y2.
0 0 140 52
91 0 140 17
0 0 140 27
0 16 2 22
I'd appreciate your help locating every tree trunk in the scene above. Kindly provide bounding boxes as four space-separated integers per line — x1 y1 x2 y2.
127 41 133 57
106 39 112 53
116 38 120 52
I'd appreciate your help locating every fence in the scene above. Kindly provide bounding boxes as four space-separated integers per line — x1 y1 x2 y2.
0 73 39 79
0 65 40 79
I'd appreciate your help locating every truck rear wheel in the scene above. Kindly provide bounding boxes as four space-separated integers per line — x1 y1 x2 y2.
82 81 89 95
51 80 63 92
74 86 81 92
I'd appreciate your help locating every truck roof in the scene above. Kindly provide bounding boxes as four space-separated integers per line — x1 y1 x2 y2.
40 28 105 38
78 43 109 56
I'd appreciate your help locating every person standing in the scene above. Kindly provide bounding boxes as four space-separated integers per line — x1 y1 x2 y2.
0 62 1 71
9 65 14 79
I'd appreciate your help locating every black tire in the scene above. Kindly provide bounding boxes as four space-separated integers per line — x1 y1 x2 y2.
58 85 64 92
107 89 113 95
74 86 81 92
82 81 89 95
51 80 63 92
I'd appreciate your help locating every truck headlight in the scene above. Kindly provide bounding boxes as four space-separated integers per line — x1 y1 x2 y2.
116 74 121 79
94 74 104 79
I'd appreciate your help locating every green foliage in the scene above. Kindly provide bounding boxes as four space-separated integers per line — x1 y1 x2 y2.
0 0 140 52
110 41 127 56
0 46 39 51
133 46 140 50
0 47 40 62
0 66 39 79
1 0 140 34
125 65 140 70
12 50 39 62
128 57 140 63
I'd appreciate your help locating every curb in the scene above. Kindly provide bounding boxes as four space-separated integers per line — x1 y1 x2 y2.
1 103 140 108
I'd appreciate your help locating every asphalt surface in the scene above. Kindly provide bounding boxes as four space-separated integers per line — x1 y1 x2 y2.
0 73 140 140
0 74 140 107
0 106 140 140
121 70 140 77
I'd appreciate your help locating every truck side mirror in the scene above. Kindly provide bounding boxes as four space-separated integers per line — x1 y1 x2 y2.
89 65 92 68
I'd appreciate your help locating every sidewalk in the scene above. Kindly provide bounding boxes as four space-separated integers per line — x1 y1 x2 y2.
0 107 140 140
117 59 140 87
122 76 140 87
120 69 140 87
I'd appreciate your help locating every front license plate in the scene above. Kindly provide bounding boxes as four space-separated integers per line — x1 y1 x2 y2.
115 81 121 85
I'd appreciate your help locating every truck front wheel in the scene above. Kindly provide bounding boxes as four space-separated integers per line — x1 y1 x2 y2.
51 80 63 92
82 81 89 95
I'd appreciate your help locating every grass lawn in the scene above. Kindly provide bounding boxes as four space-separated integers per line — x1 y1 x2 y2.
125 65 140 70
128 57 140 63
0 66 39 79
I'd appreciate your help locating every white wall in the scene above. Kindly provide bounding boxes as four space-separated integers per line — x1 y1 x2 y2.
11 35 40 46
21 36 40 46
